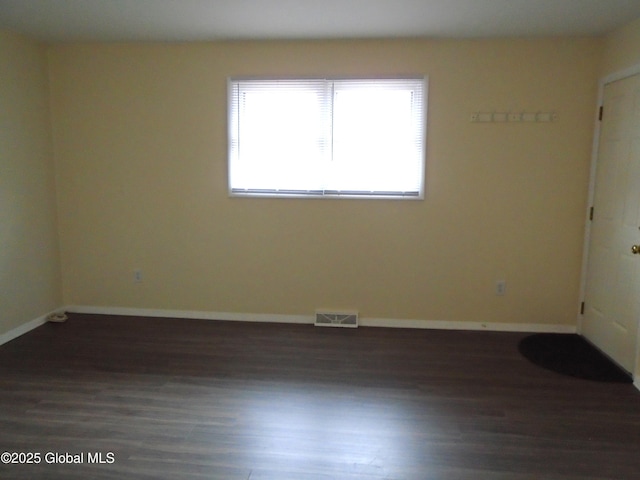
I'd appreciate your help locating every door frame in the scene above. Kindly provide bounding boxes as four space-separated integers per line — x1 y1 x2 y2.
578 62 640 390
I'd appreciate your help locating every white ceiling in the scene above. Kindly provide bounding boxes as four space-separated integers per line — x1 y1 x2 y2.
1 0 640 42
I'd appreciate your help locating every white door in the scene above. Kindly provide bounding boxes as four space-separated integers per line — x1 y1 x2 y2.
582 73 640 374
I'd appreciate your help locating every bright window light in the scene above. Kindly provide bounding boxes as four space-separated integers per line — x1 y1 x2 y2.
228 78 426 199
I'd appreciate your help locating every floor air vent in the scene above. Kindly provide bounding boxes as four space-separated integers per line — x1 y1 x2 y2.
314 310 358 328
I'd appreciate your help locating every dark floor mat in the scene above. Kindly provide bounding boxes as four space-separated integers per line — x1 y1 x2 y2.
518 333 632 383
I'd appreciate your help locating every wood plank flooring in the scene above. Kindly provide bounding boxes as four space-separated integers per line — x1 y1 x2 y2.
1 313 639 479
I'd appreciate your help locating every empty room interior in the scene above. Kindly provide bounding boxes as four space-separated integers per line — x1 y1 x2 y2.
2 1 640 478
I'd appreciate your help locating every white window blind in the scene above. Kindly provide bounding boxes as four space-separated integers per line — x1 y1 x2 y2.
228 77 426 199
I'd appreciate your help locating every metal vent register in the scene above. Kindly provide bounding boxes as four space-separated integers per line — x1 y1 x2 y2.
314 310 358 328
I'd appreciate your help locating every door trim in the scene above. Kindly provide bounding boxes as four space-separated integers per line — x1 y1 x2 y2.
578 63 640 388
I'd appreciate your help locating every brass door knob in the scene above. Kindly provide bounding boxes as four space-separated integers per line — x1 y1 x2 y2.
633 245 640 254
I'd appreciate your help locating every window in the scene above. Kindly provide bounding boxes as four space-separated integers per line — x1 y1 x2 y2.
228 77 426 199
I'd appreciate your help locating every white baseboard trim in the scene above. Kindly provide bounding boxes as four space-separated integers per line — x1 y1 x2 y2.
66 305 313 325
0 308 62 346
359 317 576 333
65 305 576 334
634 376 640 392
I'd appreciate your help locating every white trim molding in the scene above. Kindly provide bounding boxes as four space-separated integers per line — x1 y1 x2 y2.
0 309 61 346
67 305 313 325
66 305 576 334
360 317 576 333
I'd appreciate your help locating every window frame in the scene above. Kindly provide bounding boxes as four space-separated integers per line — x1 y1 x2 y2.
227 76 428 200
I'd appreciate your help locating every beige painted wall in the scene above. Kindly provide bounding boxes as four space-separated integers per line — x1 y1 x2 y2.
48 37 601 326
602 17 640 76
0 31 62 335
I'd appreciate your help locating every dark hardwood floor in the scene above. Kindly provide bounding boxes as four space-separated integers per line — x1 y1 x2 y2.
1 313 639 479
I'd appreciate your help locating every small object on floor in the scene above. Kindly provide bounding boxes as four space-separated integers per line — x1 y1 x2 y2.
47 311 68 323
518 333 632 383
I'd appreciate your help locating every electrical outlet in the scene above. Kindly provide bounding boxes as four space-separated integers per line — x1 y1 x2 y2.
134 269 143 283
495 280 506 296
